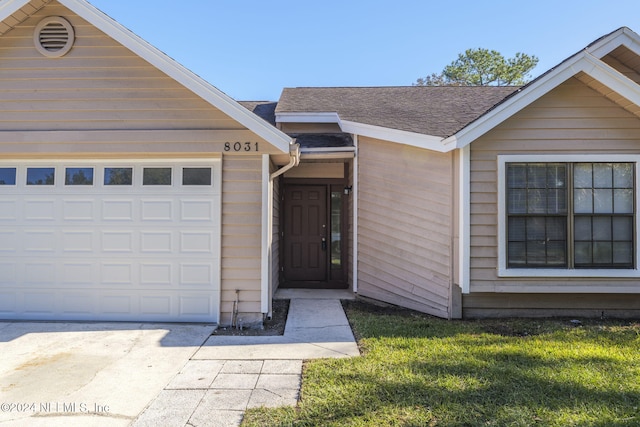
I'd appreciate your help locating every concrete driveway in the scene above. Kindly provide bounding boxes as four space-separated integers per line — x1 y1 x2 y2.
0 322 215 426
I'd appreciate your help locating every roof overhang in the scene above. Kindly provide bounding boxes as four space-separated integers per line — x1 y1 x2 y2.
276 112 448 153
0 0 293 153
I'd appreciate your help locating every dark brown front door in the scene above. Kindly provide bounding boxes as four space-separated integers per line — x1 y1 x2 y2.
283 185 328 282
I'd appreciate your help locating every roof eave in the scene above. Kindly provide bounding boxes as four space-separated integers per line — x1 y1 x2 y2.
276 112 448 152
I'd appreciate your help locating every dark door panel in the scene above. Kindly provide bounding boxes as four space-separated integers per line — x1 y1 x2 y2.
283 185 328 281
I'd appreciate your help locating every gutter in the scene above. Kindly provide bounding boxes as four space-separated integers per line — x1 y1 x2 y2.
270 142 301 181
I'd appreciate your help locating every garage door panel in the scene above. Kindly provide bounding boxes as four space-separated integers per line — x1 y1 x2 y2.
140 232 173 253
24 200 57 221
63 199 95 221
62 231 95 253
0 160 221 322
181 200 214 221
102 200 135 221
140 295 171 316
62 262 95 285
0 200 17 220
0 292 16 313
140 263 173 286
23 292 56 314
0 263 16 284
25 263 56 284
23 231 56 252
61 293 95 314
101 262 134 285
102 232 134 253
0 232 17 251
141 200 174 221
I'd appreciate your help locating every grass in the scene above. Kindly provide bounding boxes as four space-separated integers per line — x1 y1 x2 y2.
242 300 640 427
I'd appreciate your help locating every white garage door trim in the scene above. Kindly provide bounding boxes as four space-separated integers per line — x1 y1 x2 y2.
0 159 222 323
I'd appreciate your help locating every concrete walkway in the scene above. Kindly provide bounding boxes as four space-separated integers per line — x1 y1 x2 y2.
131 290 359 427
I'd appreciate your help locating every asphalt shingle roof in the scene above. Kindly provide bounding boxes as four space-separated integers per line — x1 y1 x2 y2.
275 86 521 138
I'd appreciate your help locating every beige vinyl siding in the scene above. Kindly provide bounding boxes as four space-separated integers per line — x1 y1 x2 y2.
220 155 264 326
357 137 453 318
0 2 245 134
469 77 640 295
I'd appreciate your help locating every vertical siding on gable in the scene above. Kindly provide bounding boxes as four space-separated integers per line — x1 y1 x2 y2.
357 137 453 318
220 155 264 326
469 77 640 295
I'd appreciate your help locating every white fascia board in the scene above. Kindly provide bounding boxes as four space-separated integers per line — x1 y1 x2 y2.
587 27 640 59
276 111 448 152
276 112 341 123
449 51 640 149
339 120 447 152
54 0 291 153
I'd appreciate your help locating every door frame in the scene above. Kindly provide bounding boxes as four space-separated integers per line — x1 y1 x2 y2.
280 174 349 288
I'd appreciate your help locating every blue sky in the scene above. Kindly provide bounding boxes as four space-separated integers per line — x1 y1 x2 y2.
88 0 640 101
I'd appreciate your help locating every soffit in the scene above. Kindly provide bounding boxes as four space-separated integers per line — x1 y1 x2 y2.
0 0 46 35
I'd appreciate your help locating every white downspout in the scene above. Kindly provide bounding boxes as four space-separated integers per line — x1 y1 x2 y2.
352 135 359 294
270 142 300 182
261 142 300 317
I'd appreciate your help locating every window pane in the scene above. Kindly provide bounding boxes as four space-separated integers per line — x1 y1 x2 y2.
508 189 526 214
574 189 593 213
65 167 94 185
508 242 526 266
574 164 592 188
546 241 566 266
547 164 566 189
593 189 613 214
526 240 547 264
527 189 547 214
508 217 526 241
574 217 592 241
0 168 16 185
527 165 547 188
592 217 612 241
613 242 633 264
547 189 567 214
574 242 592 265
593 242 613 264
143 168 171 185
183 168 212 186
26 167 55 185
526 217 545 241
614 163 633 188
614 189 633 214
613 217 633 241
546 217 566 241
104 168 133 185
507 164 526 188
593 163 613 188
331 192 342 270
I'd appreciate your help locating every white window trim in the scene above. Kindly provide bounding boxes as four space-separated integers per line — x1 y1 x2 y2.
497 154 640 278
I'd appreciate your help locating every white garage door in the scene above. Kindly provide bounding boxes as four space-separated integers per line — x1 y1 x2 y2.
0 159 221 322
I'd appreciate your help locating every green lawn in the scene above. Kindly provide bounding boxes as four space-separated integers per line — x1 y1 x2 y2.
242 300 640 427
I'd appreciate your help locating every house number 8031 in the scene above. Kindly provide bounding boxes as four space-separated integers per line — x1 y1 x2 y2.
224 142 259 152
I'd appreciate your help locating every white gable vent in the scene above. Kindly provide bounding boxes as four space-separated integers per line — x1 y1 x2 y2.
34 16 75 58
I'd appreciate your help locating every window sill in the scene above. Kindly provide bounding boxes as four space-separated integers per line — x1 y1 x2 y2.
498 268 640 278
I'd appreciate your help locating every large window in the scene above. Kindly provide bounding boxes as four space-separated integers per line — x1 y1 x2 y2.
506 162 635 270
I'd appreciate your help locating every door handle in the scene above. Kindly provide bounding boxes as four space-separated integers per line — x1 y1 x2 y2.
321 237 327 251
